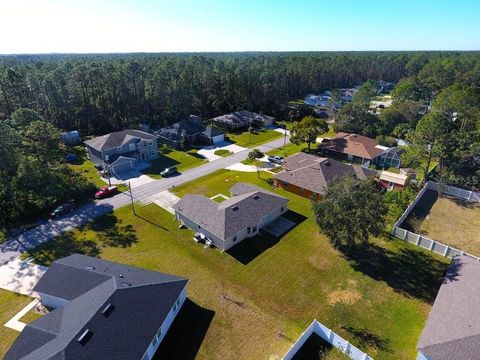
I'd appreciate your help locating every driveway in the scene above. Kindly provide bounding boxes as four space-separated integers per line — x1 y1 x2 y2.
101 162 155 188
0 258 46 296
198 141 246 161
145 190 180 214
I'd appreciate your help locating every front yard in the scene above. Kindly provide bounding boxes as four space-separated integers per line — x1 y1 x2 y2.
15 169 450 360
226 129 282 147
141 144 206 179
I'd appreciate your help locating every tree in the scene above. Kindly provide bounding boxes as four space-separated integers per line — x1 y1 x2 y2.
335 104 381 137
312 176 387 251
391 78 424 101
248 148 264 178
290 116 328 152
180 130 189 150
352 80 379 108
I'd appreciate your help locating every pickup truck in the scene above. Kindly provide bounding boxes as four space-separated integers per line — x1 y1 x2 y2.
95 186 118 199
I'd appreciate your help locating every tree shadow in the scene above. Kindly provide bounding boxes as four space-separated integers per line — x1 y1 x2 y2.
153 298 215 360
341 326 391 353
401 189 438 231
84 213 138 248
342 243 449 303
445 194 479 209
227 210 306 265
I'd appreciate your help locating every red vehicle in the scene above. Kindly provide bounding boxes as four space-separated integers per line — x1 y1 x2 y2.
95 186 118 199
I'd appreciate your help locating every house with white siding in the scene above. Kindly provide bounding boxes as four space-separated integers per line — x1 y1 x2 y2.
173 183 288 251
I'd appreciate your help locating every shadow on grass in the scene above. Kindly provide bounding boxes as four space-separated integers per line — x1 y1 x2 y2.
227 210 306 265
134 213 169 231
446 194 480 209
342 326 391 353
153 298 215 360
291 333 343 360
342 243 449 303
23 212 138 266
400 189 438 231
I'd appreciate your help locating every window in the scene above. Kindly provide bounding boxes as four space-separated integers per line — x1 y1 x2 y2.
117 146 122 151
233 235 237 242
247 227 251 234
252 225 257 232
129 143 136 151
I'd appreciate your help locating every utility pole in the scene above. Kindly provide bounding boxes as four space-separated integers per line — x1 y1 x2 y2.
128 182 136 215
283 124 287 157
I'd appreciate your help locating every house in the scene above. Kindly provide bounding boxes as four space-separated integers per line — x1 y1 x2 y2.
4 254 188 360
379 170 408 191
318 132 388 165
155 115 225 148
84 129 158 175
61 130 81 146
211 111 275 130
304 94 331 107
173 183 288 251
273 153 377 200
417 256 480 360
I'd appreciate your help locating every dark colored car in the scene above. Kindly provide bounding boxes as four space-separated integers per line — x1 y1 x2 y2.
267 155 284 165
95 186 118 199
50 201 75 219
160 166 178 177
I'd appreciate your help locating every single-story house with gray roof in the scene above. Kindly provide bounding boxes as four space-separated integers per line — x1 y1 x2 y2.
155 115 224 148
417 255 480 360
84 129 158 175
173 183 288 251
5 254 188 360
211 111 275 130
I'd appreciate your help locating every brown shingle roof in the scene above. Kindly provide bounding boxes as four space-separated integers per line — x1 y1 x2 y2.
417 256 480 360
320 132 385 160
274 153 377 195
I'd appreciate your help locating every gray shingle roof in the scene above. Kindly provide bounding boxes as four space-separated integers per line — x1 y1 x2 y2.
5 254 188 360
417 256 480 360
212 111 274 127
84 129 157 151
172 183 288 240
273 153 377 195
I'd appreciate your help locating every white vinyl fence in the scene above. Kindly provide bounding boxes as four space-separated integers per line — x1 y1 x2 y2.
283 320 373 360
392 181 480 261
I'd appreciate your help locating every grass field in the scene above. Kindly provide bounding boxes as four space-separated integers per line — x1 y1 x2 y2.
142 144 206 179
226 129 282 148
214 149 232 157
412 191 480 255
0 289 34 356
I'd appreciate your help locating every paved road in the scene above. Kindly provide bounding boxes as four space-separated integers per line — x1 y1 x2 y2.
0 135 290 265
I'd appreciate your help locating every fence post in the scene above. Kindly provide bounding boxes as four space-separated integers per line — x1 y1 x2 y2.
430 239 435 251
444 246 449 257
344 342 351 354
403 229 408 241
416 233 421 245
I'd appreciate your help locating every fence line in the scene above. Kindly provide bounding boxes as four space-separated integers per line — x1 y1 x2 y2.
392 181 480 261
282 320 373 360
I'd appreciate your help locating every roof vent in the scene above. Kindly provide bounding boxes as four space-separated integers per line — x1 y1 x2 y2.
232 206 239 212
85 265 95 270
253 195 260 200
77 329 93 345
121 282 132 287
101 303 114 317
324 161 331 167
119 274 124 278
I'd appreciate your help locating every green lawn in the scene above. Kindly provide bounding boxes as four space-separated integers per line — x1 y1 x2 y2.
141 144 207 179
213 149 232 157
18 169 449 360
19 308 43 324
0 289 34 356
226 129 282 148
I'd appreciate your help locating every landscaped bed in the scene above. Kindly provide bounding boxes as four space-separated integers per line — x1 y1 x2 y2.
403 189 480 255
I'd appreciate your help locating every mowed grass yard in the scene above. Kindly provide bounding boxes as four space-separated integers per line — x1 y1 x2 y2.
142 144 207 179
17 170 449 360
226 129 282 147
0 289 34 356
415 192 480 255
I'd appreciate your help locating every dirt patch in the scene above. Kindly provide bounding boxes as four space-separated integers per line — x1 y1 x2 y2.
307 255 333 270
328 289 362 306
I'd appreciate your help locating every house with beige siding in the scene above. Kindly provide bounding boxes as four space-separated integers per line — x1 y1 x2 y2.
173 183 288 251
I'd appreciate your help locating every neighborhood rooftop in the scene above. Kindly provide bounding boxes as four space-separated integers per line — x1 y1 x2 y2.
84 129 157 151
320 132 386 160
273 152 377 195
173 182 288 240
211 110 274 128
417 255 480 360
5 254 188 360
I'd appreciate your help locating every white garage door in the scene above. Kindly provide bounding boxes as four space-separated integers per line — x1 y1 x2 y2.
212 134 225 144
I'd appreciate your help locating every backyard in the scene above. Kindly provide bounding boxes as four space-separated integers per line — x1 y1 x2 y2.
16 170 449 360
404 189 480 255
141 144 206 178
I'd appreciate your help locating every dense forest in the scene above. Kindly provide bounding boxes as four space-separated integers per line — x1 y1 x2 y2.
3 51 478 135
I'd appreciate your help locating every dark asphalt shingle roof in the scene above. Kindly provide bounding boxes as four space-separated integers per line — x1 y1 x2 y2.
5 254 188 360
273 153 377 195
417 256 480 360
155 115 224 142
172 183 288 240
212 111 274 127
84 129 157 151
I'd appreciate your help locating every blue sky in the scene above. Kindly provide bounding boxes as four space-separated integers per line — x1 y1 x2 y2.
1 0 479 53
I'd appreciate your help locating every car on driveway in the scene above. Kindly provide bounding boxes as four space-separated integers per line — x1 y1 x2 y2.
95 186 118 199
50 201 75 219
160 166 178 177
267 155 284 165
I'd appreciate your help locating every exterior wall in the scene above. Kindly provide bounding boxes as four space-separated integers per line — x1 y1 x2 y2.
211 134 225 143
86 146 103 164
142 287 187 360
416 351 432 360
379 179 405 191
176 212 226 250
274 179 322 201
102 138 158 162
39 293 69 309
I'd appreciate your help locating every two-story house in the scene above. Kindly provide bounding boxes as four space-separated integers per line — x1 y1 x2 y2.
85 129 158 175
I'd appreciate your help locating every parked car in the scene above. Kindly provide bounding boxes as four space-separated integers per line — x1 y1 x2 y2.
50 201 75 218
160 166 178 177
95 186 118 199
267 155 284 165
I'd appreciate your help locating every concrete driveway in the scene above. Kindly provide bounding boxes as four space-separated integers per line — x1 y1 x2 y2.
102 162 155 188
198 141 246 161
0 258 46 296
146 190 180 214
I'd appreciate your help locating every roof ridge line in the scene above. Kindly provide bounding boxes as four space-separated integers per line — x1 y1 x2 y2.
419 332 480 351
